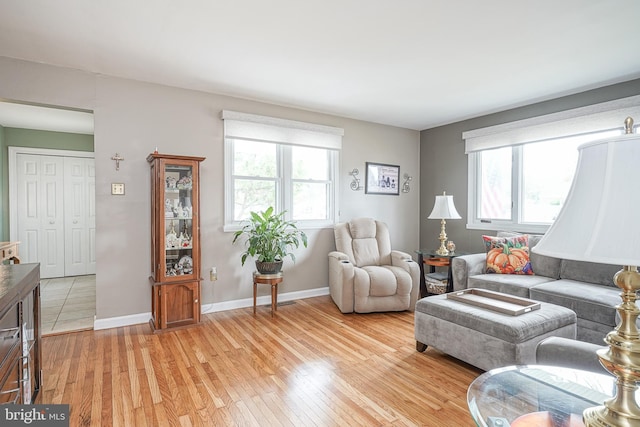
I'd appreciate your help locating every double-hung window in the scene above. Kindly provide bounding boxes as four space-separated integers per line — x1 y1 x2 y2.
464 95 640 233
222 111 343 230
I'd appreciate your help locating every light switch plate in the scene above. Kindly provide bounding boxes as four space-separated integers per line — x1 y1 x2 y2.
111 183 125 195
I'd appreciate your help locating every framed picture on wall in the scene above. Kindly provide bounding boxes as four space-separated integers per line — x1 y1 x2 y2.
365 162 400 195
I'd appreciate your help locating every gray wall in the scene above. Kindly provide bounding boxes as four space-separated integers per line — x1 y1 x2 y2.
0 57 420 323
420 78 640 254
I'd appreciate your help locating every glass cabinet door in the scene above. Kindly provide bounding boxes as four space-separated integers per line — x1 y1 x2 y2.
161 162 196 281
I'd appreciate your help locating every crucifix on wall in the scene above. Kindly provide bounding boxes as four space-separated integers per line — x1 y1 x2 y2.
111 153 124 171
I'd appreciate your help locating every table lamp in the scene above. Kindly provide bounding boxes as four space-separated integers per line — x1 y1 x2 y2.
427 191 461 256
533 117 640 426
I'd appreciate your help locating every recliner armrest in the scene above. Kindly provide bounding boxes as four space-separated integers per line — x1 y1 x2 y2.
390 250 413 266
328 251 356 313
328 251 350 263
391 250 420 311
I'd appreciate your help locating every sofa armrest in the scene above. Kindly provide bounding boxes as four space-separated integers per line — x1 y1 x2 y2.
391 250 420 311
451 253 487 291
535 336 608 375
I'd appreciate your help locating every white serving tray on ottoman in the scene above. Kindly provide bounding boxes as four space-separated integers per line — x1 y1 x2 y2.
447 288 541 316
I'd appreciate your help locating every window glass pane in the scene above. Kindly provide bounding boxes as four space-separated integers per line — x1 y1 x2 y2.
233 179 276 221
522 139 579 223
479 147 512 220
521 130 621 223
292 146 328 180
292 182 328 220
233 140 277 177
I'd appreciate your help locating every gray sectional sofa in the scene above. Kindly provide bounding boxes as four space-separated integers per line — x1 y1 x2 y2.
451 233 622 345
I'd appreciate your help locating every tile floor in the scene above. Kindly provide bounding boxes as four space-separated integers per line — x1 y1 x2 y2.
40 275 95 335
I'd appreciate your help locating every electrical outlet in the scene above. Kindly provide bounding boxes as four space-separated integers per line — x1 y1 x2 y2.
210 267 217 281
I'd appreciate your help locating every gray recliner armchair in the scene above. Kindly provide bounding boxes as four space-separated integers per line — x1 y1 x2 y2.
328 218 420 313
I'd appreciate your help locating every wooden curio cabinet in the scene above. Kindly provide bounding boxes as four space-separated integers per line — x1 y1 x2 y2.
148 153 205 332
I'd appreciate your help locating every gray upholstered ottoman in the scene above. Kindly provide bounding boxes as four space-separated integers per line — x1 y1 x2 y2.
414 292 577 371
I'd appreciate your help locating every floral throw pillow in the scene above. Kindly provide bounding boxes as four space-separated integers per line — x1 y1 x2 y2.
482 235 534 275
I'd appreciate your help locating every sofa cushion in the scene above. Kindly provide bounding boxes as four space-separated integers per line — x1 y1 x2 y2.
530 252 562 280
560 260 620 288
577 318 612 345
469 274 557 298
530 279 619 328
483 235 533 275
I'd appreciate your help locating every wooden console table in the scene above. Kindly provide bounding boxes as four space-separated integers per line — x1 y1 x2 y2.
0 263 41 404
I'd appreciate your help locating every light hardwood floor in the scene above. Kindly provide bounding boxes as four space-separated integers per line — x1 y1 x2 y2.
40 295 482 426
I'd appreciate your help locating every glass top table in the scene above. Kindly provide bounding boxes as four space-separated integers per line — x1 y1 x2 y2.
467 365 626 427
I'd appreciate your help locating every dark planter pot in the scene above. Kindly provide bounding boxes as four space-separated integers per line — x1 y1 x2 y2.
255 260 283 274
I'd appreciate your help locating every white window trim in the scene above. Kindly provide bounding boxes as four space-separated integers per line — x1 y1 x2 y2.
465 95 640 233
222 111 343 232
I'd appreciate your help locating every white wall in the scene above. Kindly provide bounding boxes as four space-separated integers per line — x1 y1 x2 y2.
0 57 420 324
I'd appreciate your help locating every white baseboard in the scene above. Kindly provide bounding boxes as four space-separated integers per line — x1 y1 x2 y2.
201 286 330 314
93 286 331 331
94 312 152 330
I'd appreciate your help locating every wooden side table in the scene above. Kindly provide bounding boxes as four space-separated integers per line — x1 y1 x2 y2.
415 249 469 298
253 272 283 316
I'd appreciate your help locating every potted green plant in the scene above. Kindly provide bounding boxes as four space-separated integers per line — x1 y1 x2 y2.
232 207 308 274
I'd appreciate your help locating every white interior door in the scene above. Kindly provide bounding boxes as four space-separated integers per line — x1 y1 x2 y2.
64 157 96 276
16 154 65 278
11 148 95 279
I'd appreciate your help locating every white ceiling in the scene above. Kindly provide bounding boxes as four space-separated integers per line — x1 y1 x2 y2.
1 0 640 131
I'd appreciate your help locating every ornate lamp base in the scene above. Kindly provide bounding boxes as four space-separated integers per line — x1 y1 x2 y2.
434 218 449 256
583 266 640 427
584 405 640 427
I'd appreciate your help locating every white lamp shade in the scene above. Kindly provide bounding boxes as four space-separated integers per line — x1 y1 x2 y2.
428 194 461 220
533 133 640 266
